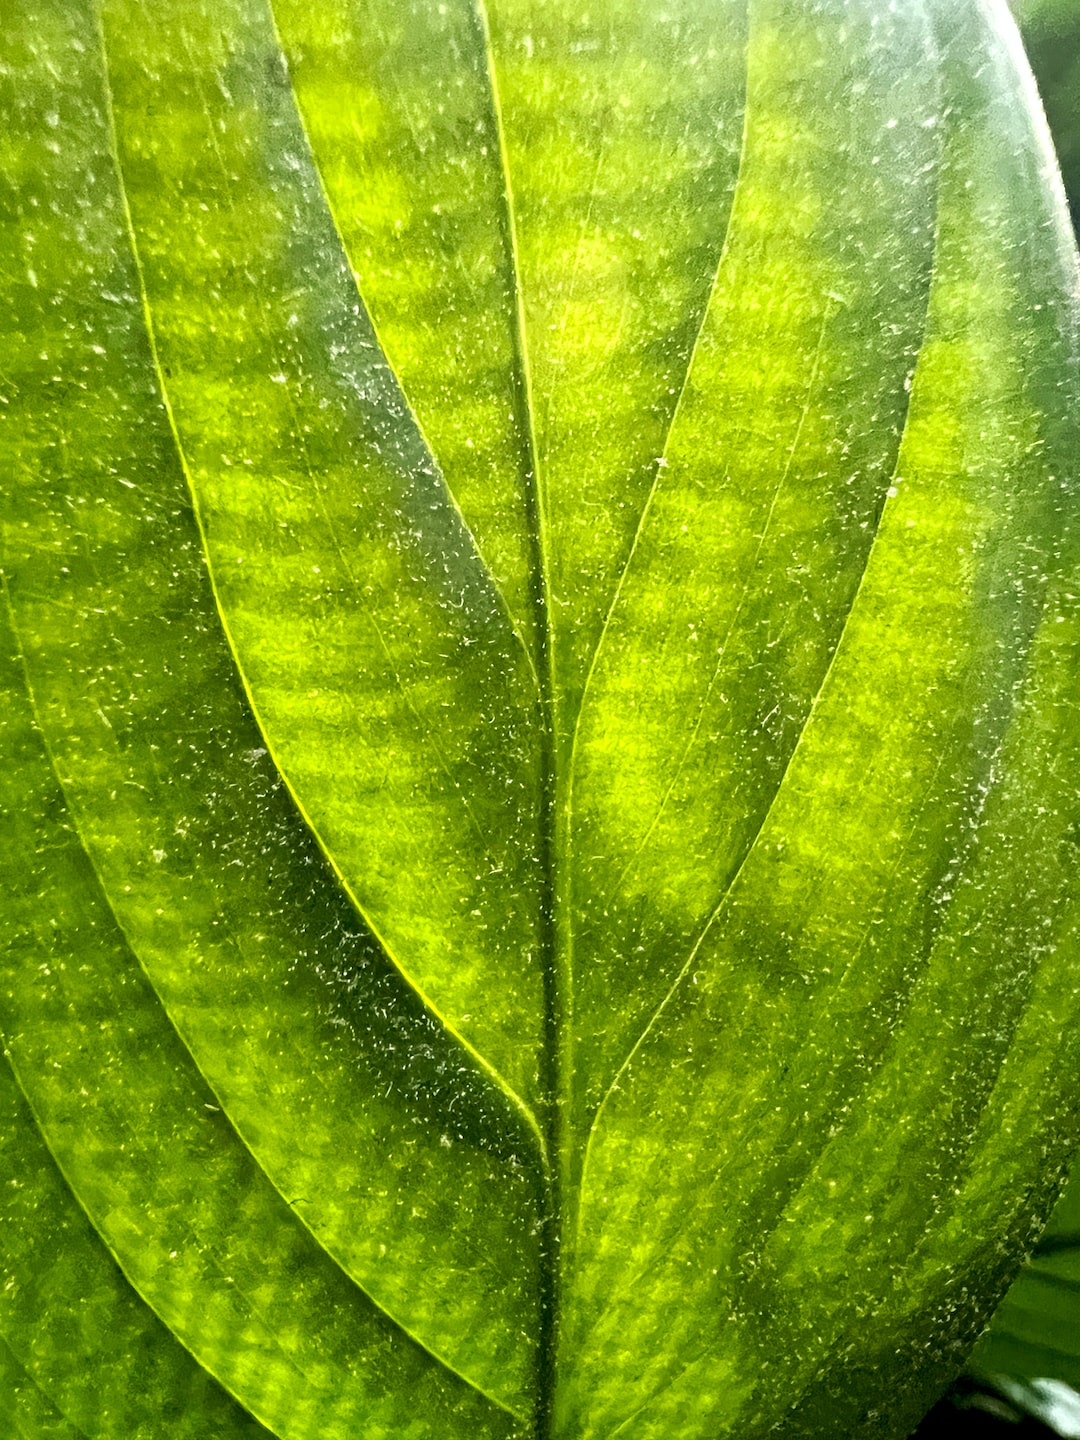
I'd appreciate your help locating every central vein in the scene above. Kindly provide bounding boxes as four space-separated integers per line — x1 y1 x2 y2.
473 4 569 1435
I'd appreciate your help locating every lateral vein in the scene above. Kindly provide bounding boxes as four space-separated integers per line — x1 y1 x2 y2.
567 15 752 766
577 137 944 1213
0 1309 93 1440
263 0 539 693
93 0 544 1156
0 569 525 1426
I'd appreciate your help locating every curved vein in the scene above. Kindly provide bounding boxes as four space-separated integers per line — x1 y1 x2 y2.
0 1325 93 1440
93 2 543 1156
576 183 942 1218
264 0 538 693
565 30 752 771
597 300 835 911
1 571 524 1426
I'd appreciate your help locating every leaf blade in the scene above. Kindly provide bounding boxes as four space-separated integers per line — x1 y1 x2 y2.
561 1 1080 1434
95 0 548 1113
0 0 542 1410
3 0 1080 1436
565 0 943 1153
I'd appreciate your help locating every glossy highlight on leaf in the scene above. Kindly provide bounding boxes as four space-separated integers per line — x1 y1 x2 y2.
1 0 1079 1437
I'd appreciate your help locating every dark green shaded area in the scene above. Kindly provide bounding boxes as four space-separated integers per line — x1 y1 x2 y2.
1015 0 1080 235
974 1154 1080 1398
0 0 538 1418
0 1056 271 1440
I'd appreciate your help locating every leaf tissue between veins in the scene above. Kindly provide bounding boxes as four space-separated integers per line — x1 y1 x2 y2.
1 1 1080 1438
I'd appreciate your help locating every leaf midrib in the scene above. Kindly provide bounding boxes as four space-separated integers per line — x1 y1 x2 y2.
471 6 758 1427
472 4 565 1434
80 3 940 1434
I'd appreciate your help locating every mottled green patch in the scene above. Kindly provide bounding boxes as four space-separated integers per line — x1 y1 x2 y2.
566 0 941 1147
1 0 1079 1437
0 0 538 1417
0 1059 271 1439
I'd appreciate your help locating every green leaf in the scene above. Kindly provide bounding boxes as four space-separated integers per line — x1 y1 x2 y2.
1 1 1079 1438
0 1053 271 1440
1011 0 1080 234
973 1160 1080 1404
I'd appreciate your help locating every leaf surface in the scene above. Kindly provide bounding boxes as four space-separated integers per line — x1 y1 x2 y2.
2 0 1080 1437
0 1049 270 1440
0 0 539 1417
973 1161 1080 1402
